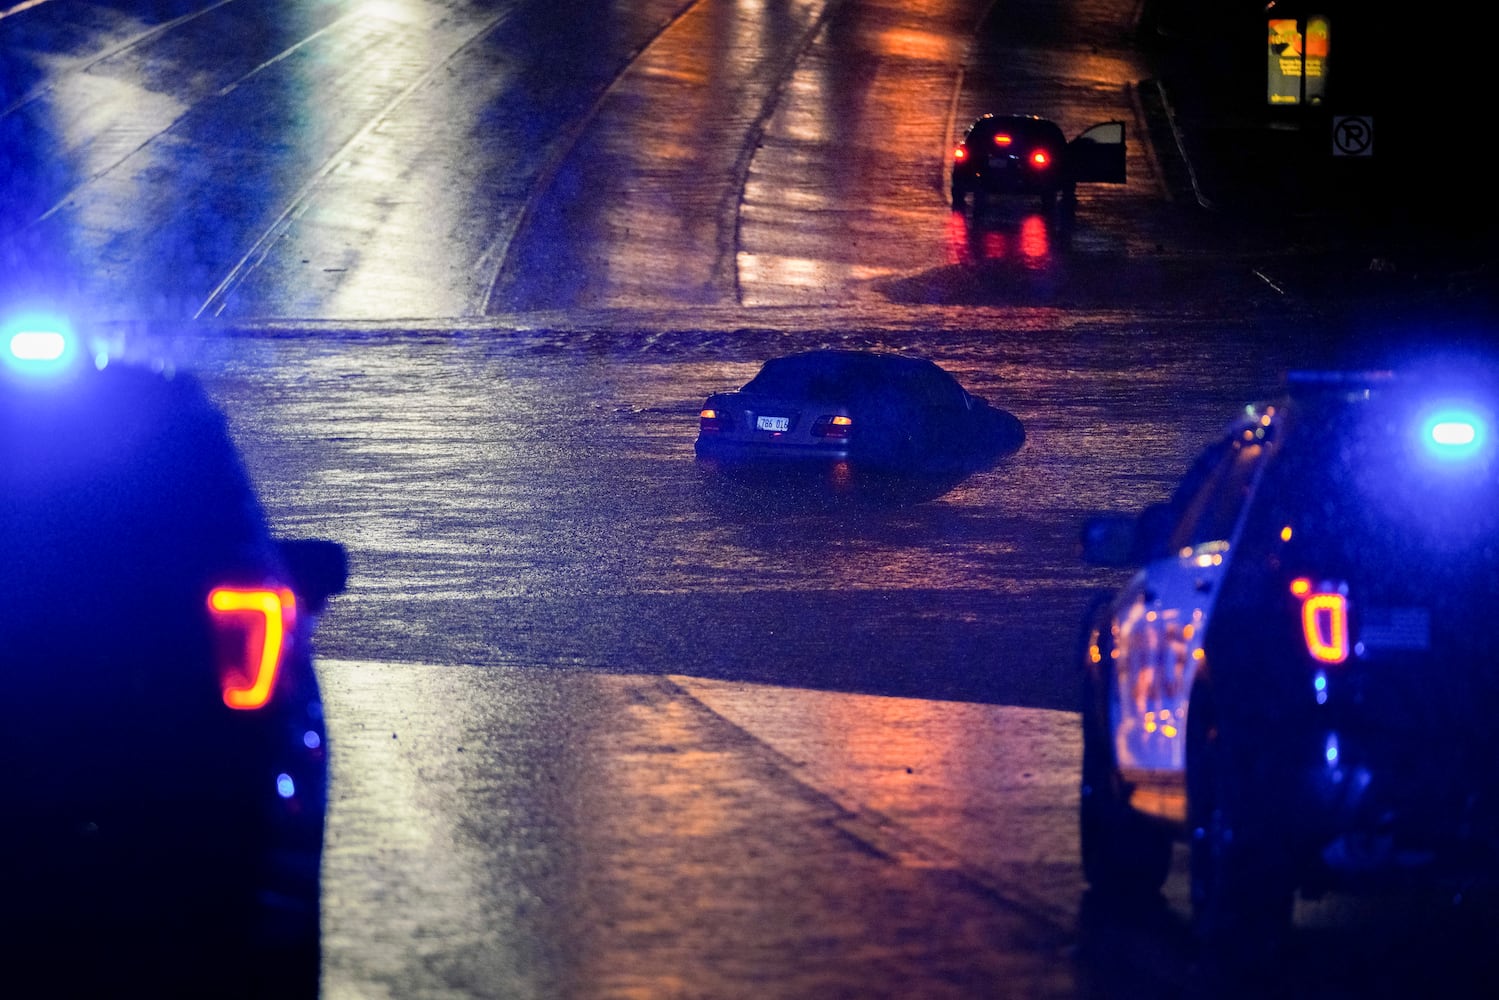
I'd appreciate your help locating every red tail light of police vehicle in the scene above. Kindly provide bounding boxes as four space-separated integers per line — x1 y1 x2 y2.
208 586 297 710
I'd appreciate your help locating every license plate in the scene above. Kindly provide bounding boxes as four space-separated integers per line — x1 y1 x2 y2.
987 156 1014 170
756 415 789 432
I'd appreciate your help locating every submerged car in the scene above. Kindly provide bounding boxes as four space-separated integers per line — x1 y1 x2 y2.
951 113 1125 211
695 350 1023 499
1 316 347 996
1077 365 1499 965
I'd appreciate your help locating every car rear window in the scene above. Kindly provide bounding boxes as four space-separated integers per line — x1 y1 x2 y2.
746 354 886 398
744 354 964 409
968 117 1064 147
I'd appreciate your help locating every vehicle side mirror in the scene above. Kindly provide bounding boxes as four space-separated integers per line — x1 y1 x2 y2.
1132 502 1175 562
1081 502 1174 567
279 538 349 616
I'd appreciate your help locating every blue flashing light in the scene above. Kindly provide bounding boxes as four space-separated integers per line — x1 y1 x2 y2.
9 329 67 362
3 315 79 379
1421 406 1488 461
276 773 296 799
1431 418 1477 447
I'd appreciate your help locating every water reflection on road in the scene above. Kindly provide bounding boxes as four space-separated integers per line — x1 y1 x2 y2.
194 315 1467 997
205 316 1300 712
318 659 1088 999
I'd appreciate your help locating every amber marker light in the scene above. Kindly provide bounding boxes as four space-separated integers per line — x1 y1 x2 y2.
209 586 295 709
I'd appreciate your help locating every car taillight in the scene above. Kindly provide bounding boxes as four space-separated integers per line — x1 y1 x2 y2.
1029 150 1050 168
953 145 968 162
1291 578 1349 665
700 408 729 433
208 586 296 710
993 133 1013 146
812 415 852 439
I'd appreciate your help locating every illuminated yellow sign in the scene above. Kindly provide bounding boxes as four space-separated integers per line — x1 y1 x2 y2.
1268 16 1330 106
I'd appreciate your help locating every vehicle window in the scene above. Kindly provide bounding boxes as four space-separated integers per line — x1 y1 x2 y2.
1166 435 1266 552
1074 122 1124 146
747 354 925 405
903 365 965 408
744 357 830 395
968 118 1061 147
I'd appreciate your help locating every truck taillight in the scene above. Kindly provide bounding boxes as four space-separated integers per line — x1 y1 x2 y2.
208 586 296 710
1291 578 1349 665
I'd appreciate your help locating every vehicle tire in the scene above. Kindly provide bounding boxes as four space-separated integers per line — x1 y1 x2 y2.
1079 595 1172 899
1060 183 1078 219
1186 684 1294 973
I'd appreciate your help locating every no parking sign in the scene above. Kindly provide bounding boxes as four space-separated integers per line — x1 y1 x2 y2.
1332 116 1373 157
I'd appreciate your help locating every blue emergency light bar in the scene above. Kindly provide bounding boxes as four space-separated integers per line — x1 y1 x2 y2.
1422 407 1488 460
2 315 80 378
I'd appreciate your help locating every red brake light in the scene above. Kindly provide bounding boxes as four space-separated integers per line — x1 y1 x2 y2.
813 415 852 439
699 408 727 433
209 586 296 710
993 133 1013 146
1291 578 1349 665
953 146 968 162
1030 150 1050 167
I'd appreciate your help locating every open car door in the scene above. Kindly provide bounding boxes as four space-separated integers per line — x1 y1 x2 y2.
1067 121 1126 184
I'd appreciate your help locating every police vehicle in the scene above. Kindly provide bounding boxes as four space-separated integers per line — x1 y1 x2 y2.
1078 364 1499 961
2 315 347 996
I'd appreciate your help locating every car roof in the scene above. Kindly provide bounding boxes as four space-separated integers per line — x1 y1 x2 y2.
5 358 275 603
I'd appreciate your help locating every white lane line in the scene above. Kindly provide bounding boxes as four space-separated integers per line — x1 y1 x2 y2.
1 0 53 21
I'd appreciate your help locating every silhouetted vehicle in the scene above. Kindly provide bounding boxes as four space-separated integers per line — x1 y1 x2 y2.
2 316 347 997
950 114 1125 211
695 349 1023 489
1076 364 1499 968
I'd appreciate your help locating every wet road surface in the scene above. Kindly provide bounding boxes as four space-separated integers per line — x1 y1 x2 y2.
6 0 1497 996
191 314 1427 999
3 0 1219 321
